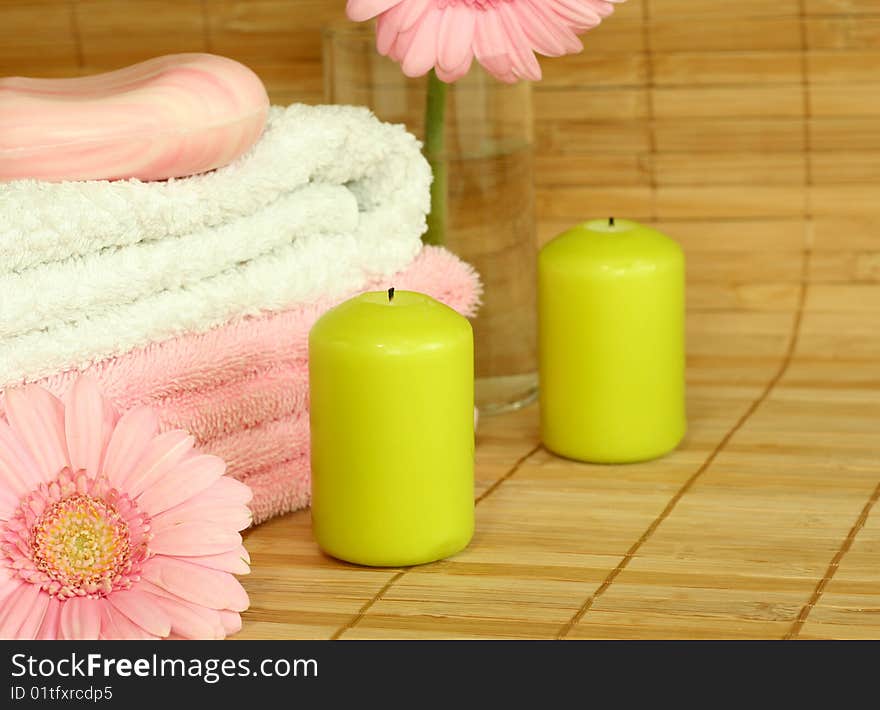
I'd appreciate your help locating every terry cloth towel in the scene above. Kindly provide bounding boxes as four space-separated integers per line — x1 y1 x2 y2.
37 247 482 524
0 104 431 388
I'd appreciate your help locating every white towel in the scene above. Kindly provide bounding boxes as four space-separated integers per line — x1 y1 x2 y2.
0 104 432 387
0 104 430 271
0 184 359 339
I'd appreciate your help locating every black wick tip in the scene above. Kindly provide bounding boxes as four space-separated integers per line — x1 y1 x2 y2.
609 216 616 227
388 287 395 302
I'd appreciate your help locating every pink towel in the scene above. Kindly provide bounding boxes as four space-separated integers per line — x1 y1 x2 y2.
41 246 481 524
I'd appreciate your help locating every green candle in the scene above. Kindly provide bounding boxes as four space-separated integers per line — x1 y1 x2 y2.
538 218 686 463
309 289 474 567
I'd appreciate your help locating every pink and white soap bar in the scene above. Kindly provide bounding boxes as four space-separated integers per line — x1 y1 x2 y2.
0 53 270 182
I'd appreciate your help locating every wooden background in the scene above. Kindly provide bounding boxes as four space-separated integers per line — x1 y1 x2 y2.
2 0 879 310
2 0 879 639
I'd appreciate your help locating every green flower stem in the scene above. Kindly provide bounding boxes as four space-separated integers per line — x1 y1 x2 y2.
423 69 448 246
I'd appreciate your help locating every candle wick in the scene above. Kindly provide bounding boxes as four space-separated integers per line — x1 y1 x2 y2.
609 217 615 227
388 287 395 302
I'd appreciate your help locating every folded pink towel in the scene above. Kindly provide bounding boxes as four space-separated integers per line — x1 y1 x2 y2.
40 246 481 524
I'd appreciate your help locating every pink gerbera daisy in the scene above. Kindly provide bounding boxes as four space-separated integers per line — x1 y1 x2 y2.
347 0 624 83
0 376 252 640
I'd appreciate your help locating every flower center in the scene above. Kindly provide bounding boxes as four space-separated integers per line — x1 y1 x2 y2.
1 469 152 601
31 494 131 597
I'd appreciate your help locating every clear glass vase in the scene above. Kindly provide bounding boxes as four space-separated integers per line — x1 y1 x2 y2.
323 23 538 414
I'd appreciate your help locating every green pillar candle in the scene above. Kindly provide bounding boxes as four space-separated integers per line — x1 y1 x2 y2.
309 289 474 567
538 218 686 463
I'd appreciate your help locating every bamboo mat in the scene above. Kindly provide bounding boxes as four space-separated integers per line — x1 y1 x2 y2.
237 259 880 639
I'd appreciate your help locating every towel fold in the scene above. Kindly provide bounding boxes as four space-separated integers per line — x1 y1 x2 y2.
0 104 430 271
0 104 431 388
38 247 481 523
0 184 358 339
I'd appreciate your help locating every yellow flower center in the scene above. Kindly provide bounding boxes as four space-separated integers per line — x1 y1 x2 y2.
31 494 132 599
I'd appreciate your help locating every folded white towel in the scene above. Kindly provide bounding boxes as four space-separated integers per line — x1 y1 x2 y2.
0 104 432 387
0 184 360 339
0 104 430 272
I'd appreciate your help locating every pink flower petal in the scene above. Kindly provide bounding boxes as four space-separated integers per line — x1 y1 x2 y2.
99 604 123 638
218 610 243 636
203 476 254 506
185 547 251 576
0 582 23 609
13 591 50 640
102 604 160 640
474 10 516 83
400 0 432 34
437 4 476 74
346 0 400 22
136 454 226 517
60 597 102 640
147 591 224 640
108 589 172 638
388 23 417 63
64 375 115 478
435 51 473 83
376 1 407 55
124 430 194 499
102 406 160 488
150 523 242 557
0 484 19 521
153 499 253 533
138 581 227 639
181 475 253 506
591 0 618 19
35 597 62 640
0 421 37 495
402 7 443 78
0 562 13 589
549 0 603 30
521 0 582 56
238 545 251 565
0 582 38 639
498 3 543 80
0 571 19 609
2 386 68 483
142 557 249 612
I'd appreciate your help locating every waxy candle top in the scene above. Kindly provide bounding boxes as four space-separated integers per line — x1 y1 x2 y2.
541 218 684 278
309 289 472 355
